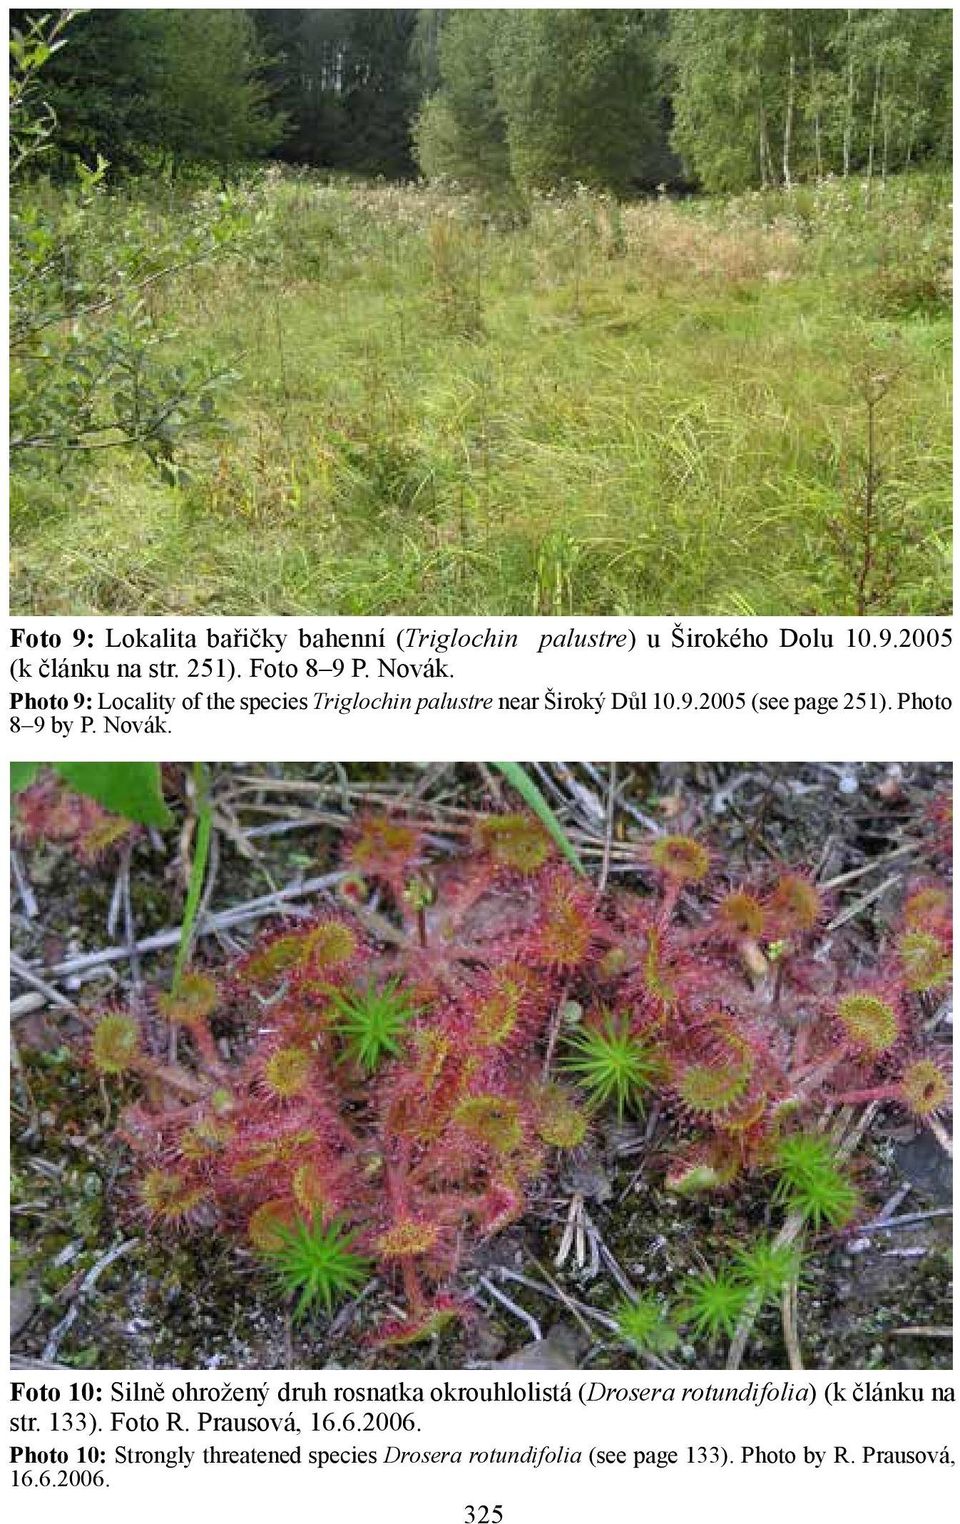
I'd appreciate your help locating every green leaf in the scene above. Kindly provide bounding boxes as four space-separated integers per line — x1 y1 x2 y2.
53 762 173 828
490 762 585 875
10 762 40 794
172 764 213 990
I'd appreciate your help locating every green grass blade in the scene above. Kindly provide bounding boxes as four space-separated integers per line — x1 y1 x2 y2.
490 762 585 876
172 762 213 990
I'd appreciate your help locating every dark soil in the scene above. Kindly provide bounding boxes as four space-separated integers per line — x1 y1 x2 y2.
10 761 953 1372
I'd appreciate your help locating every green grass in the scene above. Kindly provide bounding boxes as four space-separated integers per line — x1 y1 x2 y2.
11 170 952 614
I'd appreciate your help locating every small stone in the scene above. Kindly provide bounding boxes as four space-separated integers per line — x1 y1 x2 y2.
11 1281 38 1337
471 1316 506 1361
490 1323 587 1370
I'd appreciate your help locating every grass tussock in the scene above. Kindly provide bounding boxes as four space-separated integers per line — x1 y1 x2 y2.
10 170 951 615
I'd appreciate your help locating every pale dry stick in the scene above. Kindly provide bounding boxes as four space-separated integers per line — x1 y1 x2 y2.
119 842 142 993
326 1280 379 1341
12 979 113 1022
9 953 79 1013
925 1114 953 1158
578 762 663 835
727 1105 878 1370
554 1192 585 1270
10 849 39 918
818 840 916 892
10 1028 40 1138
597 763 618 897
106 860 124 939
726 1214 806 1372
540 982 574 1082
227 779 639 863
924 992 952 1038
585 1213 640 1303
781 1274 803 1371
326 761 353 812
528 1257 596 1343
228 777 482 811
888 1326 952 1339
532 762 602 837
834 1103 880 1164
476 763 505 806
551 763 607 831
11 870 351 1011
244 816 339 842
812 831 838 884
826 874 901 932
869 1182 912 1223
860 1207 952 1232
477 1275 543 1342
497 1266 615 1331
42 1239 138 1363
207 792 262 861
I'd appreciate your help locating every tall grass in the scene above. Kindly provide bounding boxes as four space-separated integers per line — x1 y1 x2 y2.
10 170 951 615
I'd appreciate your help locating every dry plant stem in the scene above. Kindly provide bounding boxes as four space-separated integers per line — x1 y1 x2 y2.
818 840 916 892
120 842 142 993
477 1275 542 1342
9 952 79 1013
889 1327 952 1339
13 869 350 996
727 1105 878 1370
870 1182 912 1222
107 861 124 939
11 1029 40 1139
861 1207 953 1232
10 849 38 918
856 392 878 615
781 1275 804 1370
492 1267 612 1327
592 1226 640 1302
42 1238 138 1363
225 773 644 861
597 762 618 897
826 874 901 932
925 1114 953 1158
540 981 573 1080
528 1257 596 1342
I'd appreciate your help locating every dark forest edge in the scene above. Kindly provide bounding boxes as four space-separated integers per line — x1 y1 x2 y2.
11 8 953 194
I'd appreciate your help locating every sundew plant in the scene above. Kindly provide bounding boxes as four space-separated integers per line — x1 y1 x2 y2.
77 800 952 1349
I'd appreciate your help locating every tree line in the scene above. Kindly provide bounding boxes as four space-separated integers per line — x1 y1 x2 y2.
12 8 952 193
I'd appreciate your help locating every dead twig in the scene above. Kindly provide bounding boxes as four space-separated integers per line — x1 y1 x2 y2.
826 875 900 932
781 1274 803 1370
925 1113 953 1158
887 1326 952 1339
859 1206 953 1233
597 762 617 898
42 1238 138 1363
477 1275 542 1342
10 849 39 918
12 869 350 1001
10 952 79 1013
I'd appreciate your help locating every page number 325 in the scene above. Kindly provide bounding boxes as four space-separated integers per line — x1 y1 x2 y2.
464 1507 503 1523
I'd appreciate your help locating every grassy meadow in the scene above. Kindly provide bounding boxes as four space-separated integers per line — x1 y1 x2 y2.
10 170 952 615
